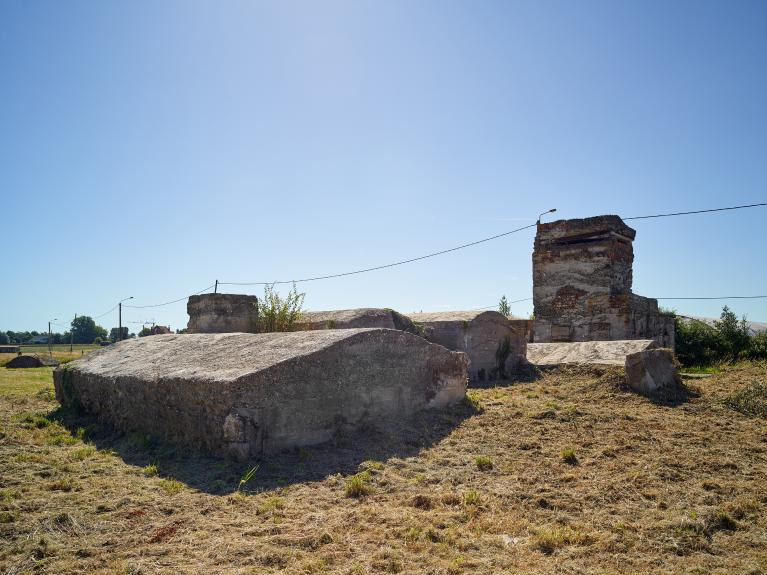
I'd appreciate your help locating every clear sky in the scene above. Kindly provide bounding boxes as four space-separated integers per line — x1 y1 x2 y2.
1 0 765 333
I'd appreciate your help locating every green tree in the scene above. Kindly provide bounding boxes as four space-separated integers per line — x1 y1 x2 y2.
109 327 130 342
138 327 152 337
674 317 722 367
71 316 107 344
714 306 751 360
256 283 305 333
0 332 9 345
498 295 511 317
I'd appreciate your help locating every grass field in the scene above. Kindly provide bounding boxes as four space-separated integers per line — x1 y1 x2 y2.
0 363 765 574
0 345 100 367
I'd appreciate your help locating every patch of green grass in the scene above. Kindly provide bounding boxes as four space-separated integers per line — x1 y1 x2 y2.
561 448 578 465
463 490 482 506
0 511 16 523
159 479 184 494
0 489 20 503
142 463 159 476
20 412 52 429
679 365 722 375
359 460 384 472
474 456 493 471
70 446 96 461
465 391 484 413
257 496 285 515
531 526 594 554
344 470 373 498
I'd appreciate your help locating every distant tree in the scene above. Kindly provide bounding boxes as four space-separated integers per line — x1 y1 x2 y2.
0 332 9 345
498 295 511 317
138 327 152 337
675 317 722 367
109 327 130 343
71 316 107 344
175 328 188 334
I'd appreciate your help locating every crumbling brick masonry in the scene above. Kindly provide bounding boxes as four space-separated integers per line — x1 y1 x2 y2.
532 215 674 347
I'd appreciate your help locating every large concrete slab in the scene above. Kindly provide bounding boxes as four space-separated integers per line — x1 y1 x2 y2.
527 339 659 366
54 330 468 459
295 308 419 334
409 311 527 383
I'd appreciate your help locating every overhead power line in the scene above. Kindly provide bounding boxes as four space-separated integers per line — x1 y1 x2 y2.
656 295 767 300
124 284 216 309
624 202 766 220
220 222 538 286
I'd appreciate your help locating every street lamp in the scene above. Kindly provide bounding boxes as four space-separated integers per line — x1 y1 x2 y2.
118 297 133 342
537 208 557 225
48 318 57 355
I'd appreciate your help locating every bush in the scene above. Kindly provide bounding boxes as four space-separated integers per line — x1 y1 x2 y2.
675 306 767 367
256 283 305 333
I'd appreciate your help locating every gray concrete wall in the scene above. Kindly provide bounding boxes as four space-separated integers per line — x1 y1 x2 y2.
187 294 259 333
54 330 468 459
409 311 527 383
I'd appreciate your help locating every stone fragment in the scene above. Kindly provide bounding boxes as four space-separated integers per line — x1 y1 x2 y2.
408 311 527 383
54 329 468 459
624 348 680 396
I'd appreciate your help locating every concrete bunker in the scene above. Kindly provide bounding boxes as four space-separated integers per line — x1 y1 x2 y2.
187 293 259 333
408 311 527 383
295 308 419 334
6 354 60 368
54 329 468 459
532 215 674 347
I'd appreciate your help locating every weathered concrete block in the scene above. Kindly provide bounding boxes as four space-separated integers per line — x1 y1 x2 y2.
295 308 419 334
187 294 259 333
527 339 659 366
624 348 680 396
408 311 527 383
54 329 468 459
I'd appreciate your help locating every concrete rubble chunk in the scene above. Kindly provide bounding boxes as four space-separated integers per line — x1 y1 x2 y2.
295 308 419 334
54 329 468 459
187 293 259 333
408 311 527 383
624 348 680 396
527 339 659 366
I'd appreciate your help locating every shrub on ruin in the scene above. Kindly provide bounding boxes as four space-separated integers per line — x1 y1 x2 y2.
255 283 305 333
498 295 510 317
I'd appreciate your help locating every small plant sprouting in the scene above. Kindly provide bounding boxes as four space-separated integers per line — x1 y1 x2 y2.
561 448 578 465
463 490 482 506
159 479 183 494
237 465 259 493
142 463 159 476
475 456 493 471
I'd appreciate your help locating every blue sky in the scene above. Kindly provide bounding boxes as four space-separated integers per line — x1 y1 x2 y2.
1 0 765 333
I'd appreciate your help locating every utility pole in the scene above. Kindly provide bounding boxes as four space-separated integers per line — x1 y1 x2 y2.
48 318 57 356
118 297 134 342
70 314 76 352
214 279 218 294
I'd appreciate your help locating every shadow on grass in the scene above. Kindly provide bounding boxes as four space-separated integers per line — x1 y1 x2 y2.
49 398 479 496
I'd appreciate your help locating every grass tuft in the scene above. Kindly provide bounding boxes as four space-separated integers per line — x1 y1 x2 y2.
344 470 373 498
474 456 493 471
561 448 578 465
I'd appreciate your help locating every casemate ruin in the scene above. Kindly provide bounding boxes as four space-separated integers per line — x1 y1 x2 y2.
54 330 468 459
532 215 674 347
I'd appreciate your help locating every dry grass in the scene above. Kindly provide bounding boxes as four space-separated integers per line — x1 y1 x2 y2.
1 363 766 574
